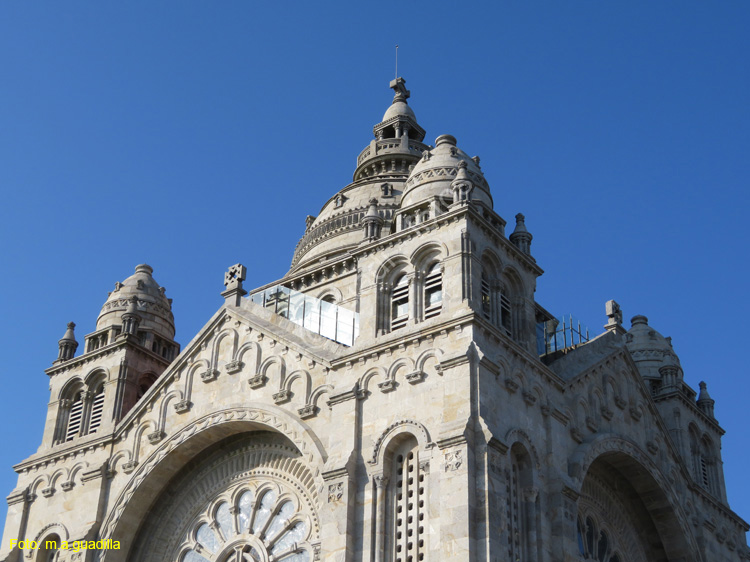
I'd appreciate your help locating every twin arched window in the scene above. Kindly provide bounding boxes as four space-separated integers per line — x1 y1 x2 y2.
386 262 443 333
58 379 105 443
688 426 717 494
481 256 523 341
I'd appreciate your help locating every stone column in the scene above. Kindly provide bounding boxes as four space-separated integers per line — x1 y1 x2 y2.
373 474 388 562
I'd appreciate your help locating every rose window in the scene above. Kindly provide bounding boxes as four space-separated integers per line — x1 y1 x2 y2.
180 486 312 562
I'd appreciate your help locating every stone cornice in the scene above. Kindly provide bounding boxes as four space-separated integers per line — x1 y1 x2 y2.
45 337 171 377
13 433 112 474
653 389 725 436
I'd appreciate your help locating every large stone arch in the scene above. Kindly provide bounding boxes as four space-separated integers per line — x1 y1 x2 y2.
572 434 699 562
98 403 327 562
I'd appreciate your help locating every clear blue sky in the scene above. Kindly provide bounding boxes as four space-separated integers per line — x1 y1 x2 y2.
1 0 749 534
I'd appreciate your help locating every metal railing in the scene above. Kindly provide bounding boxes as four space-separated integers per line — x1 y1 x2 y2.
537 314 590 356
248 285 359 347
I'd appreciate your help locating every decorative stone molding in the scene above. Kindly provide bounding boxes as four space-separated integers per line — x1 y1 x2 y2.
121 461 138 474
629 407 642 421
200 369 218 383
327 386 359 406
41 487 55 498
298 405 317 419
586 416 598 433
148 430 165 444
248 374 267 389
174 399 191 413
600 406 614 421
225 360 243 374
445 450 463 472
504 378 519 393
378 379 397 392
419 460 430 474
614 395 627 410
273 389 292 404
327 482 344 503
646 441 659 455
61 481 75 492
570 427 584 443
405 370 425 384
522 390 536 406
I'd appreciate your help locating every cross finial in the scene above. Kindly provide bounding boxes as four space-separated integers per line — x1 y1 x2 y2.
389 76 410 103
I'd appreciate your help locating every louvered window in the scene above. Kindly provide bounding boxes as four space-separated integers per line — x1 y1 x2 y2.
65 395 83 441
423 264 442 320
500 294 512 337
88 389 105 434
481 274 491 320
700 455 711 490
507 460 523 560
391 275 409 331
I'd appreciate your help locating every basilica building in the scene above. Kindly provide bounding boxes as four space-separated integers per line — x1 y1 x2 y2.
2 78 748 562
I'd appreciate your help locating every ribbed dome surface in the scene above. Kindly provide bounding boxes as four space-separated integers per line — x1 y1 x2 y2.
96 264 175 339
401 134 492 209
625 315 680 378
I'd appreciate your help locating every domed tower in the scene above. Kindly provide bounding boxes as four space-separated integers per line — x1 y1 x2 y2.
290 78 431 273
41 265 180 450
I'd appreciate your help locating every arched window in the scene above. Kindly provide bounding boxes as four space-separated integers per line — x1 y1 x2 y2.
391 275 409 331
137 373 158 400
36 533 60 562
480 258 515 339
422 263 442 320
386 435 426 562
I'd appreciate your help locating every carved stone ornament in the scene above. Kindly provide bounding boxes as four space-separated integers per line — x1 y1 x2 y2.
586 416 599 433
405 370 425 384
174 399 191 413
200 369 219 383
147 430 165 444
419 460 430 474
327 482 344 503
121 460 138 474
646 441 659 455
225 360 244 374
601 406 614 421
522 391 537 406
378 379 397 392
614 395 627 410
298 404 317 419
273 389 292 404
60 481 75 492
504 378 519 393
41 487 55 498
629 407 642 421
445 450 463 472
570 427 584 444
248 374 267 389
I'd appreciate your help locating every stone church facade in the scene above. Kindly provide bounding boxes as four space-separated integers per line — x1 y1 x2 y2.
2 79 748 562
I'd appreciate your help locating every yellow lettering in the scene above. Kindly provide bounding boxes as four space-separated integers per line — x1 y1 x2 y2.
113 540 120 549
61 540 69 550
45 540 58 550
88 540 96 549
9 539 17 549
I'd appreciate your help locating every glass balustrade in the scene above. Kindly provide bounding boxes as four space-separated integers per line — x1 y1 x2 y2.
248 285 359 347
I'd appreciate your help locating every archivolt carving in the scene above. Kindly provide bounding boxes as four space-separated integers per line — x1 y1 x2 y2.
570 434 698 558
236 341 261 373
32 522 70 544
284 370 312 402
98 405 327 546
210 328 239 371
157 390 184 431
504 428 541 471
369 419 433 466
309 384 333 408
